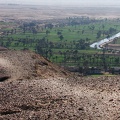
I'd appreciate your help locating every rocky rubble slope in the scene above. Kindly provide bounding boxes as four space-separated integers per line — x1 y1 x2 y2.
0 49 120 120
0 49 70 81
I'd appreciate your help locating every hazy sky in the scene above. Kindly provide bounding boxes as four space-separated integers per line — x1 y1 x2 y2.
0 0 120 6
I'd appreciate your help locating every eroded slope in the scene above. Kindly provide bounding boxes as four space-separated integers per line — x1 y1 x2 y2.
0 49 120 120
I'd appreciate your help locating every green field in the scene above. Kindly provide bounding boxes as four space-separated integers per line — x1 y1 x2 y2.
0 18 120 68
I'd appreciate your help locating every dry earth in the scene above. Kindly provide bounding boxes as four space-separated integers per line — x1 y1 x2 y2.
0 48 70 80
0 48 120 120
107 44 120 51
0 4 120 21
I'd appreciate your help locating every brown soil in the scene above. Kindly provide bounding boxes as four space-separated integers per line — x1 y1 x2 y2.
0 49 120 120
107 44 120 50
0 49 70 81
0 4 120 21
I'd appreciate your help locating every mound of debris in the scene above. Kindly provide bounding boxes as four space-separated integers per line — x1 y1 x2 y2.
0 49 120 120
0 49 70 81
0 78 90 120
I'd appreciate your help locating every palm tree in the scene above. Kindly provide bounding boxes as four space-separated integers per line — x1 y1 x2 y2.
46 30 50 35
59 35 64 41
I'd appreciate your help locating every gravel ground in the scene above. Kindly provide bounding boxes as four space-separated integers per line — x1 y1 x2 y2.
0 49 70 81
0 49 120 120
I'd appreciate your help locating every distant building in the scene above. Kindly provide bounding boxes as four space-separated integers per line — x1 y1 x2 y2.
110 67 120 74
88 67 102 75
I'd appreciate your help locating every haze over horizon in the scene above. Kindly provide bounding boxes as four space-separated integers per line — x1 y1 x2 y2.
0 0 120 6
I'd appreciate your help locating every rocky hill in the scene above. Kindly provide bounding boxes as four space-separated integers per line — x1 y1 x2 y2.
0 48 120 120
0 49 70 82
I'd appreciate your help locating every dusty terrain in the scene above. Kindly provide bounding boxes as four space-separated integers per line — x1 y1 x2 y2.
0 4 120 21
0 48 70 80
107 44 120 51
0 48 120 120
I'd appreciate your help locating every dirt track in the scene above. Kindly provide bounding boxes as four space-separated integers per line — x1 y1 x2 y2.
0 49 120 120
